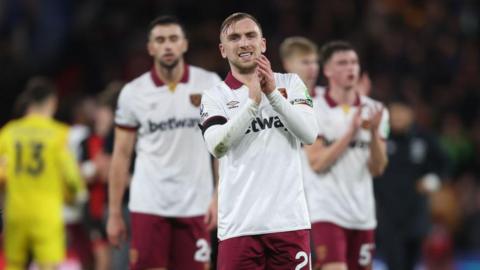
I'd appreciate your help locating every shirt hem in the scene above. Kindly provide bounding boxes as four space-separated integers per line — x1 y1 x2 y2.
129 208 206 218
218 225 311 241
310 218 376 230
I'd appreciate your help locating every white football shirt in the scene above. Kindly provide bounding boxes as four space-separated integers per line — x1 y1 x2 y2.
201 72 312 240
302 87 389 230
115 64 221 217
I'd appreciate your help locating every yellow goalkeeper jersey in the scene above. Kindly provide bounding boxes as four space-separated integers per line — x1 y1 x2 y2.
0 114 84 224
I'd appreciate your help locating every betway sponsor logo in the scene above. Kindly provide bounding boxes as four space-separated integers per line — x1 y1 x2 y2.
148 118 200 132
245 116 286 134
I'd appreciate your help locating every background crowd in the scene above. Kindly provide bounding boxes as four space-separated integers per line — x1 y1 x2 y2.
0 0 479 268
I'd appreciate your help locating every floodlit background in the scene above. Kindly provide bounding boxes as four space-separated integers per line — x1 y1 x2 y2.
0 0 479 269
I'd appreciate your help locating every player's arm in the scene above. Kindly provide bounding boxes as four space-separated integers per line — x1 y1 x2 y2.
107 84 138 246
266 90 317 144
108 127 135 219
108 128 135 214
201 92 258 159
305 109 362 173
58 131 87 204
107 127 135 246
0 157 6 189
256 55 317 144
0 131 7 189
368 106 389 177
204 157 219 230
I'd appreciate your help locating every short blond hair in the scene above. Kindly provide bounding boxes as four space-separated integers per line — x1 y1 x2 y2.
220 12 262 38
279 36 318 60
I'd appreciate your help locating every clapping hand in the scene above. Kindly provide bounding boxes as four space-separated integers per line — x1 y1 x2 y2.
255 55 276 95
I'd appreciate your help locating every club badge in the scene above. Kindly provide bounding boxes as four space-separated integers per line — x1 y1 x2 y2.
190 94 202 107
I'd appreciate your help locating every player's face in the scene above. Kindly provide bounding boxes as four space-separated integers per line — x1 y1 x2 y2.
389 103 413 133
283 52 319 86
148 24 188 69
94 106 113 137
324 50 360 90
219 18 266 73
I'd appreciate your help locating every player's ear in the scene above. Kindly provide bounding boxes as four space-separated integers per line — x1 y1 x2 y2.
323 63 331 78
147 40 155 57
219 43 227 59
49 95 59 114
282 59 291 72
260 38 266 53
183 38 189 54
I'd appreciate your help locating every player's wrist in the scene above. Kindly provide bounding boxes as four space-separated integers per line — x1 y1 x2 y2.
247 97 261 108
108 208 123 217
266 88 282 100
262 84 275 95
346 125 358 137
371 130 381 139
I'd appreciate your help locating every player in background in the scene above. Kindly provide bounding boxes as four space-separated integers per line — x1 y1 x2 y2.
106 15 220 270
375 99 449 270
200 13 317 269
302 41 389 270
280 36 321 97
0 77 86 270
79 85 122 270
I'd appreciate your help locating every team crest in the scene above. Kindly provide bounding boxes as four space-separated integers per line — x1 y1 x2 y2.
361 120 371 129
278 88 288 98
190 94 202 107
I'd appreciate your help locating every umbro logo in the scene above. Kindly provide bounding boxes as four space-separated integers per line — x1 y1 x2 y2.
226 100 240 109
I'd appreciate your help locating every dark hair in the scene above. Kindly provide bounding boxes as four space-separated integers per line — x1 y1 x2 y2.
23 77 56 104
13 77 56 117
319 40 356 68
97 81 124 111
148 15 187 39
220 12 262 38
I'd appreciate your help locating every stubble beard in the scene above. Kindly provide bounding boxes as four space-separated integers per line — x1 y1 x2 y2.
230 59 257 74
158 58 180 72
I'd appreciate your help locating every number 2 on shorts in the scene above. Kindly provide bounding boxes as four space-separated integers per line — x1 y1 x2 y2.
295 251 311 270
194 238 210 262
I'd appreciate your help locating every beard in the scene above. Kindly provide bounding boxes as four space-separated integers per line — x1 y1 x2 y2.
158 57 180 71
229 59 257 74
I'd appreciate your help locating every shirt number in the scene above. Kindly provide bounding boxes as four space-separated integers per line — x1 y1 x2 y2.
15 141 45 176
194 238 210 262
295 251 311 270
358 243 375 266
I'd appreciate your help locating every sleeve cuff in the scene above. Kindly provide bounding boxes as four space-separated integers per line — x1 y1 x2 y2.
115 123 139 131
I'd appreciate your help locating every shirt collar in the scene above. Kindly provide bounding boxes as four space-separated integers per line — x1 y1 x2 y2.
324 88 361 107
150 64 190 87
224 72 244 90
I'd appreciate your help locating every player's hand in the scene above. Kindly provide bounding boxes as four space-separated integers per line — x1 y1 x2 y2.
369 104 384 134
349 106 363 136
107 213 127 248
357 72 372 96
245 72 262 105
255 55 276 95
204 193 218 231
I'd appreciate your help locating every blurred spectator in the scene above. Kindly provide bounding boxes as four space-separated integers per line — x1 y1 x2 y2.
79 82 121 270
65 95 97 269
375 100 450 270
440 112 474 176
0 0 479 265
